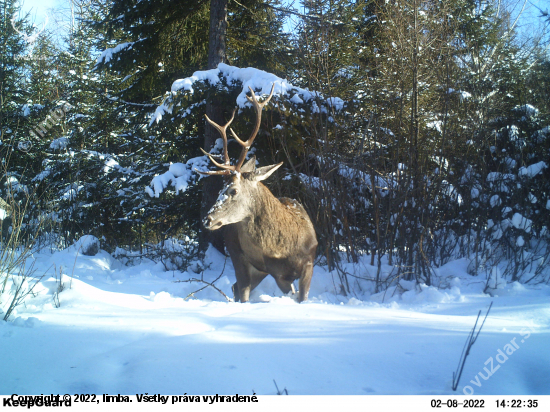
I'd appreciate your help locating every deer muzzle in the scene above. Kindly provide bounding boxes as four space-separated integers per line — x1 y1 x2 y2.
203 215 223 231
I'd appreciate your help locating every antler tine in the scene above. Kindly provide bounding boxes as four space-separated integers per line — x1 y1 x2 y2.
199 147 233 170
245 84 275 144
194 167 231 176
234 83 275 171
246 83 275 109
203 108 237 170
228 127 245 147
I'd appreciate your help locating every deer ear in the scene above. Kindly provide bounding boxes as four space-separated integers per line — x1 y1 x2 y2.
253 162 283 182
240 156 256 173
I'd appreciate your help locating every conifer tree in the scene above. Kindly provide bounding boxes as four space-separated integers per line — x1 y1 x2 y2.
0 0 34 186
92 0 291 251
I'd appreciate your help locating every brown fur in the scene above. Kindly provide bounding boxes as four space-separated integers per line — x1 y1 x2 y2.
206 173 317 302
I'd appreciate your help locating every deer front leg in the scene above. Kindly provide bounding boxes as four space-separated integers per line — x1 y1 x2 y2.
298 260 314 303
231 257 267 302
238 264 268 302
232 261 251 302
231 282 241 302
238 283 252 302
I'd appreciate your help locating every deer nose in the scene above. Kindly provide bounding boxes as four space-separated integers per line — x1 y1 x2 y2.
204 215 223 230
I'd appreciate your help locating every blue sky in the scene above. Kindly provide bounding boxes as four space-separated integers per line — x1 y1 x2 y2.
20 0 58 21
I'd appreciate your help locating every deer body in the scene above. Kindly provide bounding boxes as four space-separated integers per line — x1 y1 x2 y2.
199 85 317 302
212 176 317 302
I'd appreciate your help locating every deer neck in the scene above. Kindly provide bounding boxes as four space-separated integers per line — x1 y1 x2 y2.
237 183 286 252
244 183 278 222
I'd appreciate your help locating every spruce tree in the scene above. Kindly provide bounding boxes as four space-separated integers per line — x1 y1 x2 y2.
0 1 34 188
92 0 291 252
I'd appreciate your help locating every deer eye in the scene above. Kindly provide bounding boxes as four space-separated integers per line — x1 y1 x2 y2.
228 188 238 196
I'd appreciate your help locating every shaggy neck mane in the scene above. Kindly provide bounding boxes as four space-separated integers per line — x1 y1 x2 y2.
242 182 305 254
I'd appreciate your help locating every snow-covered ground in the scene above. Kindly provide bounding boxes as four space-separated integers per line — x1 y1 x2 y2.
1 244 549 395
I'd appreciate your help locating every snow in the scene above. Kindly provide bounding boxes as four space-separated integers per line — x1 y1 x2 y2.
534 126 549 143
290 94 303 104
518 161 547 178
490 194 501 207
32 169 51 182
148 156 210 197
447 88 471 102
208 181 233 214
95 41 141 67
49 137 69 150
326 97 344 110
511 213 533 233
74 235 100 256
168 163 187 177
427 120 443 133
486 172 515 192
487 267 507 291
514 104 538 117
21 104 31 117
151 63 342 126
1 245 549 395
441 180 463 205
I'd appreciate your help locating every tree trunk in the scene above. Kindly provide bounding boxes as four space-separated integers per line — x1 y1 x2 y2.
200 0 228 253
208 0 227 69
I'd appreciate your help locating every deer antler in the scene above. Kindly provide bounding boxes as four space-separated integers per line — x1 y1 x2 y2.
231 84 275 171
198 84 275 175
201 108 236 174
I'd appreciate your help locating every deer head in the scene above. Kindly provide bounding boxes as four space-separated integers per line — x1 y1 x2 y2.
198 84 281 230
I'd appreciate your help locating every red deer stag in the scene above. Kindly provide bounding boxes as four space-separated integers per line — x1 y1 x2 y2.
199 85 317 302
